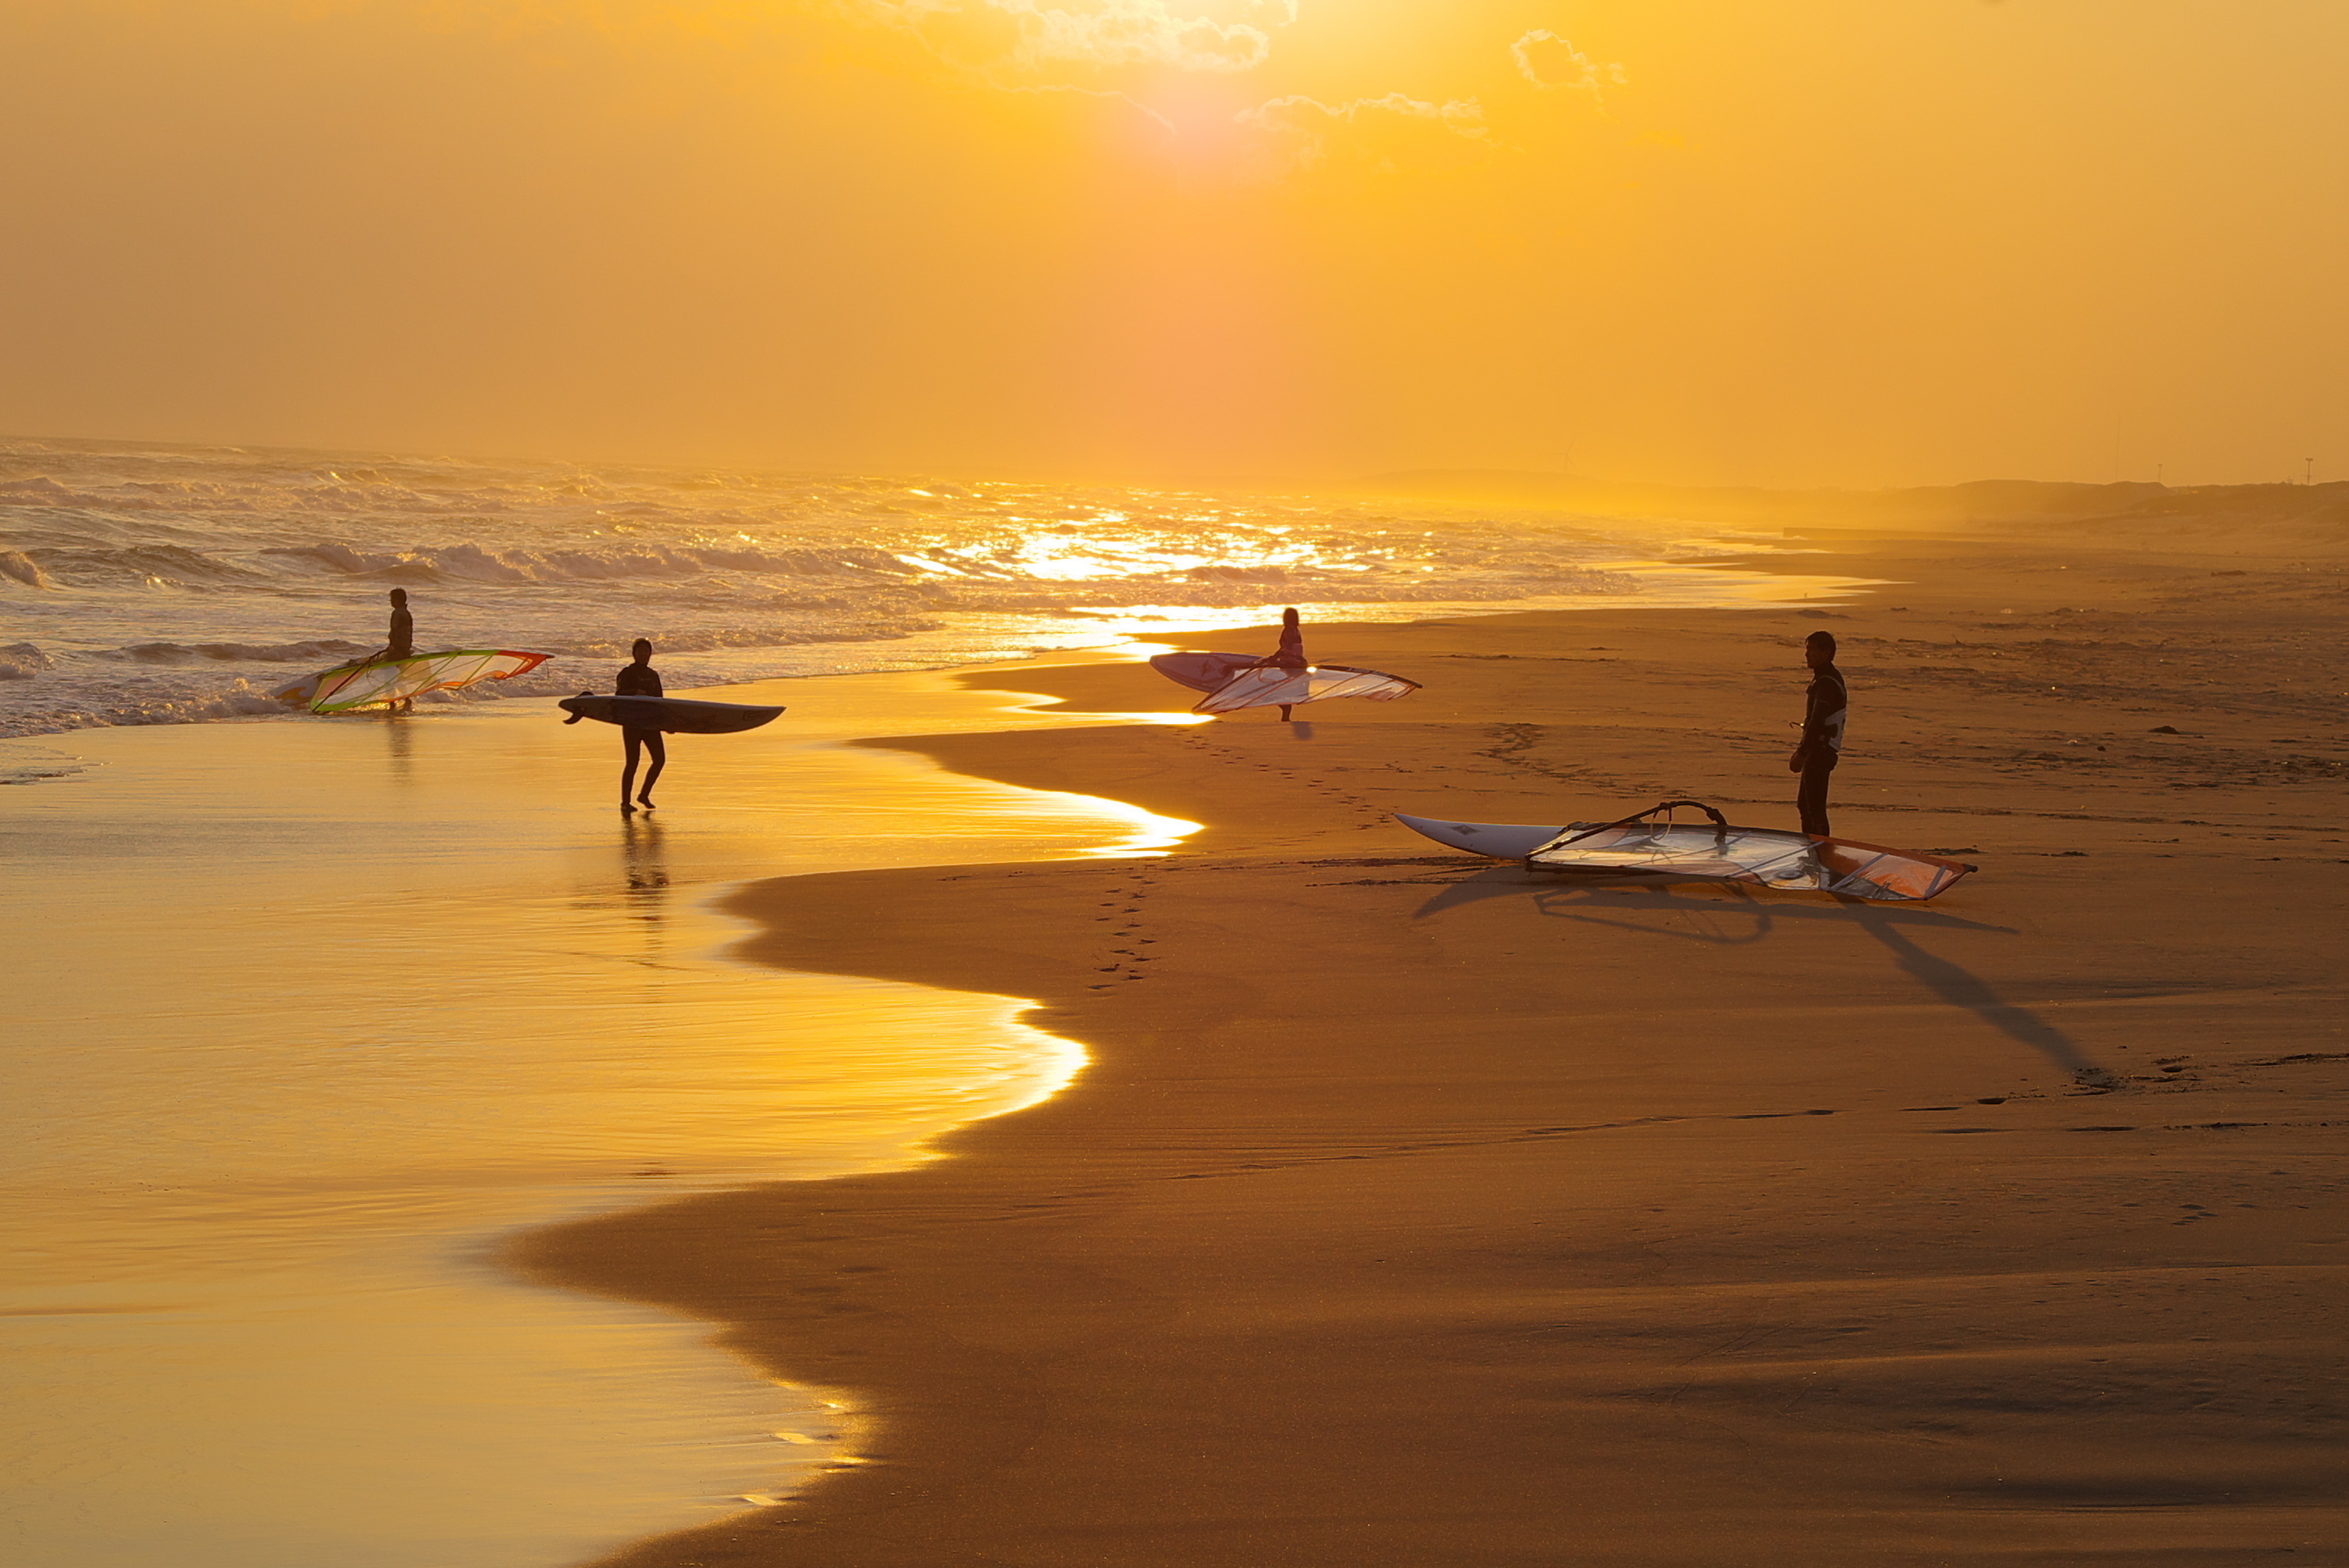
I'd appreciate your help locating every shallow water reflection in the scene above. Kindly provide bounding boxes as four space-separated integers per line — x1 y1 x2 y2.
0 664 1192 1568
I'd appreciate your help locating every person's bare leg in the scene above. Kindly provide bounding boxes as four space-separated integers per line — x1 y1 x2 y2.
636 732 665 809
621 731 643 814
1278 704 1293 722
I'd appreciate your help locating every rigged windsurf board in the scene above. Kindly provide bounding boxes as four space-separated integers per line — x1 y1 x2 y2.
558 694 784 734
1394 801 1976 902
276 649 551 714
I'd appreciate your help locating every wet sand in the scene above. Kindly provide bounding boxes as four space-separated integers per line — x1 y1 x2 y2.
0 669 1193 1568
520 529 2349 1566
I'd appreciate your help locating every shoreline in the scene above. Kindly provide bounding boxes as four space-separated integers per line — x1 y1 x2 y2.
515 528 2349 1566
0 665 1215 1568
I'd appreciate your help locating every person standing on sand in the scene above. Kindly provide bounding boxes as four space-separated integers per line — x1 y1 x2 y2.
616 638 665 815
1788 629 1847 837
1256 606 1308 722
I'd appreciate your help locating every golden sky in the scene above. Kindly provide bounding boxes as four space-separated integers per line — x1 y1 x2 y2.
1 0 2342 486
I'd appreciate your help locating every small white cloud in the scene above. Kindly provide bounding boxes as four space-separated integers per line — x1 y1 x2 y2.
861 1 1282 75
1510 29 1624 100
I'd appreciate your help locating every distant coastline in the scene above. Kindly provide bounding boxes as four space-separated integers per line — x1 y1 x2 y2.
1349 467 2349 537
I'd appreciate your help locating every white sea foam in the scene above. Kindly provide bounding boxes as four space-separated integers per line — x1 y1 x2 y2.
0 642 53 679
0 437 1821 737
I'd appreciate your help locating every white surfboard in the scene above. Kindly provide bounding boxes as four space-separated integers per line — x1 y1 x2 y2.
1392 813 1568 860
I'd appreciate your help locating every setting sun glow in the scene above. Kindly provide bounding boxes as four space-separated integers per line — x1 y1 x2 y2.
1 1 2341 486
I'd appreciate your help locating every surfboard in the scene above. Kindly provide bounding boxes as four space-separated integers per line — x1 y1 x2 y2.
1148 651 1264 693
558 694 785 734
1392 813 1567 860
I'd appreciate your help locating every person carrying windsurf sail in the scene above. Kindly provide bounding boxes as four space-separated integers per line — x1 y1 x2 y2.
1788 629 1848 836
616 639 666 814
381 589 415 711
1250 606 1308 721
1150 609 1418 718
383 589 415 661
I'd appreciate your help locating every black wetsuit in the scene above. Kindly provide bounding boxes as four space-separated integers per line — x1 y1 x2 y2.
617 661 665 806
386 605 414 660
1795 664 1848 837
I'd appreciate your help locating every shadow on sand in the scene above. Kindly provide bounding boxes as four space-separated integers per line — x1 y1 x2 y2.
1413 866 2109 1083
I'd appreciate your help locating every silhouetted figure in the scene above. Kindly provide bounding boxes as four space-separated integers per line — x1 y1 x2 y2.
383 589 415 660
382 588 415 711
617 638 665 814
1789 629 1847 837
1260 606 1306 721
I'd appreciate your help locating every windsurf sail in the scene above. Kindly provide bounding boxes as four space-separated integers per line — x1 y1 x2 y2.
1192 663 1420 715
276 649 551 714
1524 799 1975 902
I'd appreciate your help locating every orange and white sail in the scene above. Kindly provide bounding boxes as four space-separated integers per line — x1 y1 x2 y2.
275 649 550 714
1524 801 1974 901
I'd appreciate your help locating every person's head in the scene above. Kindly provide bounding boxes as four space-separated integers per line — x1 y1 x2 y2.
1281 607 1299 630
630 638 653 664
1805 629 1837 670
388 588 407 607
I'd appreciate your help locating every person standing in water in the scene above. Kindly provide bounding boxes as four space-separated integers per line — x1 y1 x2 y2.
615 638 665 814
383 589 415 659
381 588 415 711
1788 629 1847 837
1260 606 1307 722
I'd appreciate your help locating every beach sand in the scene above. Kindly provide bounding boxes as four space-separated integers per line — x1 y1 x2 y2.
519 529 2349 1566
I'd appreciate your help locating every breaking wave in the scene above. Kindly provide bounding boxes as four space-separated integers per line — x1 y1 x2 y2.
0 642 54 680
0 551 54 588
112 639 374 665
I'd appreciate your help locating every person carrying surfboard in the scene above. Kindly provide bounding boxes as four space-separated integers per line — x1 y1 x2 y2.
616 639 665 814
1788 629 1848 836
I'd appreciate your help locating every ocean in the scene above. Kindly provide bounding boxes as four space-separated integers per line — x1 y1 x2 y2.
0 435 1821 738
